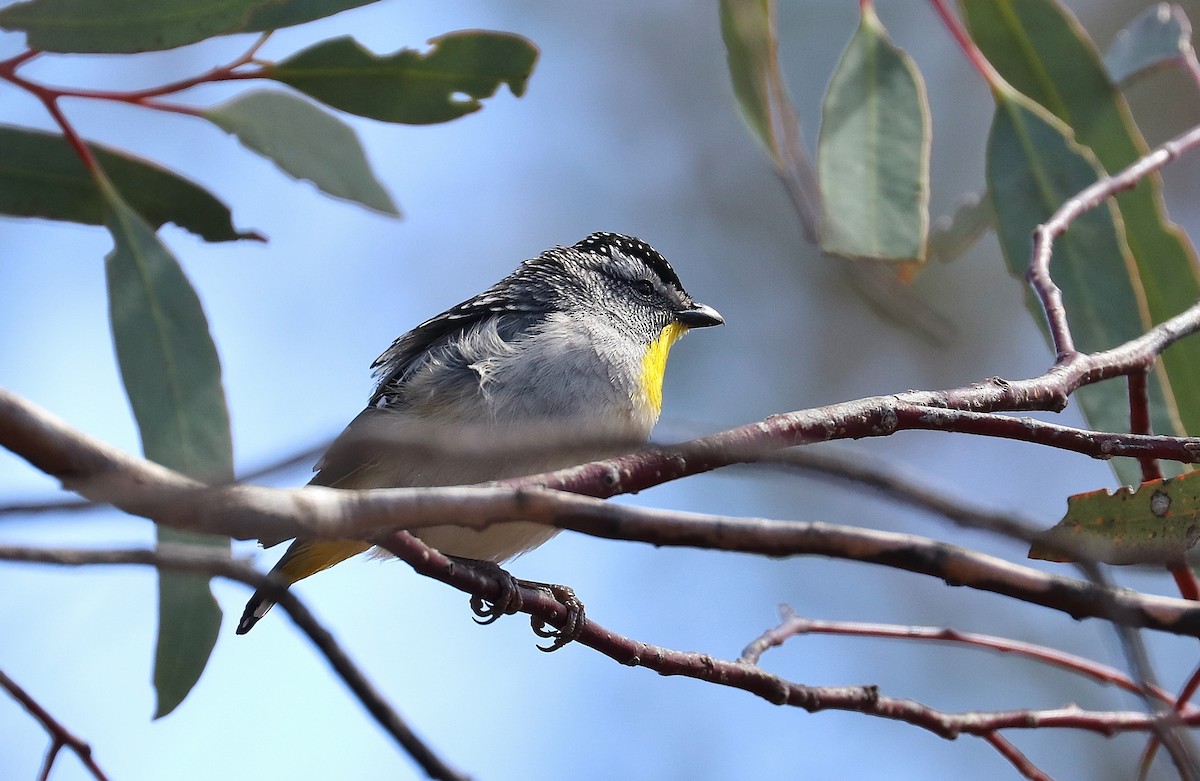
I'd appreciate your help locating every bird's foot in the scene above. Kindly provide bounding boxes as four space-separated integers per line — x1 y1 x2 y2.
452 557 586 651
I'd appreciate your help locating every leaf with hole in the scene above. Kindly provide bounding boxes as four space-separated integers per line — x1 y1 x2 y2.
1030 473 1200 564
270 32 539 125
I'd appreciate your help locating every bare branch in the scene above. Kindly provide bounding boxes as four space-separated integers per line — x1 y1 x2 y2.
0 545 469 781
0 439 328 518
739 607 1187 708
0 667 109 781
1028 122 1200 357
370 531 1200 741
7 388 1200 639
983 732 1053 781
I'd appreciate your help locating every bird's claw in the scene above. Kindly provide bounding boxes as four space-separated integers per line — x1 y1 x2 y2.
462 559 523 625
530 583 586 653
453 558 586 650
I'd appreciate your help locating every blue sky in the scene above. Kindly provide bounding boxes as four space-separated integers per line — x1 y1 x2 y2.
3 1 1199 779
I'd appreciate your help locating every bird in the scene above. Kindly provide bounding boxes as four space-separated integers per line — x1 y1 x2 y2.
236 231 723 635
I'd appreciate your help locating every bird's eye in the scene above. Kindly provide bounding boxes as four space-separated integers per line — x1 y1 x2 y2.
631 279 656 299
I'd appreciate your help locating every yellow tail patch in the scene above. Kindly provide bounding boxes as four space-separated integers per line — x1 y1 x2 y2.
275 539 372 585
639 321 688 416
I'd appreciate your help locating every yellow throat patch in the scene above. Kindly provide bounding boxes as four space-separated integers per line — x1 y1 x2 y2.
640 321 688 416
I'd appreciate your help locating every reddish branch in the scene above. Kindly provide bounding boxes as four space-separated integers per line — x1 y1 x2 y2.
0 35 272 170
739 610 1188 709
371 532 1200 739
8 387 1200 639
0 667 109 781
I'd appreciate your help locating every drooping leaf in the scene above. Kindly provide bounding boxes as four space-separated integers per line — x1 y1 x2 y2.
985 90 1151 485
0 0 375 54
1105 3 1194 85
205 90 398 216
720 0 778 160
719 0 819 242
1030 474 1200 564
100 177 231 716
818 4 930 263
965 0 1200 480
928 192 992 263
270 32 538 125
0 126 260 242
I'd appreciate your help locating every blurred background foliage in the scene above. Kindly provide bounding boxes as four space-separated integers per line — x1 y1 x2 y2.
4 0 1200 778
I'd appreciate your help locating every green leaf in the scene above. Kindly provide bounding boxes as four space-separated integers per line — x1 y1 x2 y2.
1104 3 1193 85
1029 475 1200 564
153 557 224 718
0 126 260 243
205 90 398 216
965 0 1200 478
817 4 930 262
719 0 820 243
270 32 539 125
719 0 778 160
985 91 1152 485
100 178 232 716
0 0 376 54
928 192 992 263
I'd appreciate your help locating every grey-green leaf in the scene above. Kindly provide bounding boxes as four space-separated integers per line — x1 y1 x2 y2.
205 90 398 216
101 181 232 715
0 125 260 243
818 5 931 262
1105 3 1193 85
0 0 376 54
720 0 777 159
986 92 1150 485
928 192 993 263
270 32 539 125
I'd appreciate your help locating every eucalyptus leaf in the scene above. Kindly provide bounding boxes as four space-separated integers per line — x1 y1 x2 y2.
206 90 398 215
0 0 375 53
1105 3 1193 85
818 5 930 262
720 0 777 160
100 179 231 716
965 0 1200 483
928 192 992 263
0 125 260 243
1030 474 1200 564
986 91 1149 485
271 32 538 125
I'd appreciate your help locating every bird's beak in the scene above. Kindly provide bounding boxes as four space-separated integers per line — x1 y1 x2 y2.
675 303 724 329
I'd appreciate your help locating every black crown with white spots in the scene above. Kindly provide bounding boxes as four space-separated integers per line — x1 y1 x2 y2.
573 232 683 290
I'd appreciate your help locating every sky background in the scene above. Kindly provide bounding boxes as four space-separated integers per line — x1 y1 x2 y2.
4 0 1200 779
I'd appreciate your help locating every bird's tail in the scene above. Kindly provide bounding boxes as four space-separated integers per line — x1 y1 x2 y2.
236 539 372 634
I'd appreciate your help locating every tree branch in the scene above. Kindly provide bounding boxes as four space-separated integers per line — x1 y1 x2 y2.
0 667 109 781
738 607 1188 708
7 387 1200 639
0 545 469 781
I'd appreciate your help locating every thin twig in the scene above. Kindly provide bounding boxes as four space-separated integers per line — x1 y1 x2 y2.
0 668 109 781
983 732 1053 781
0 545 469 781
372 531 1200 738
1028 122 1200 358
1127 370 1162 481
738 608 1187 708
